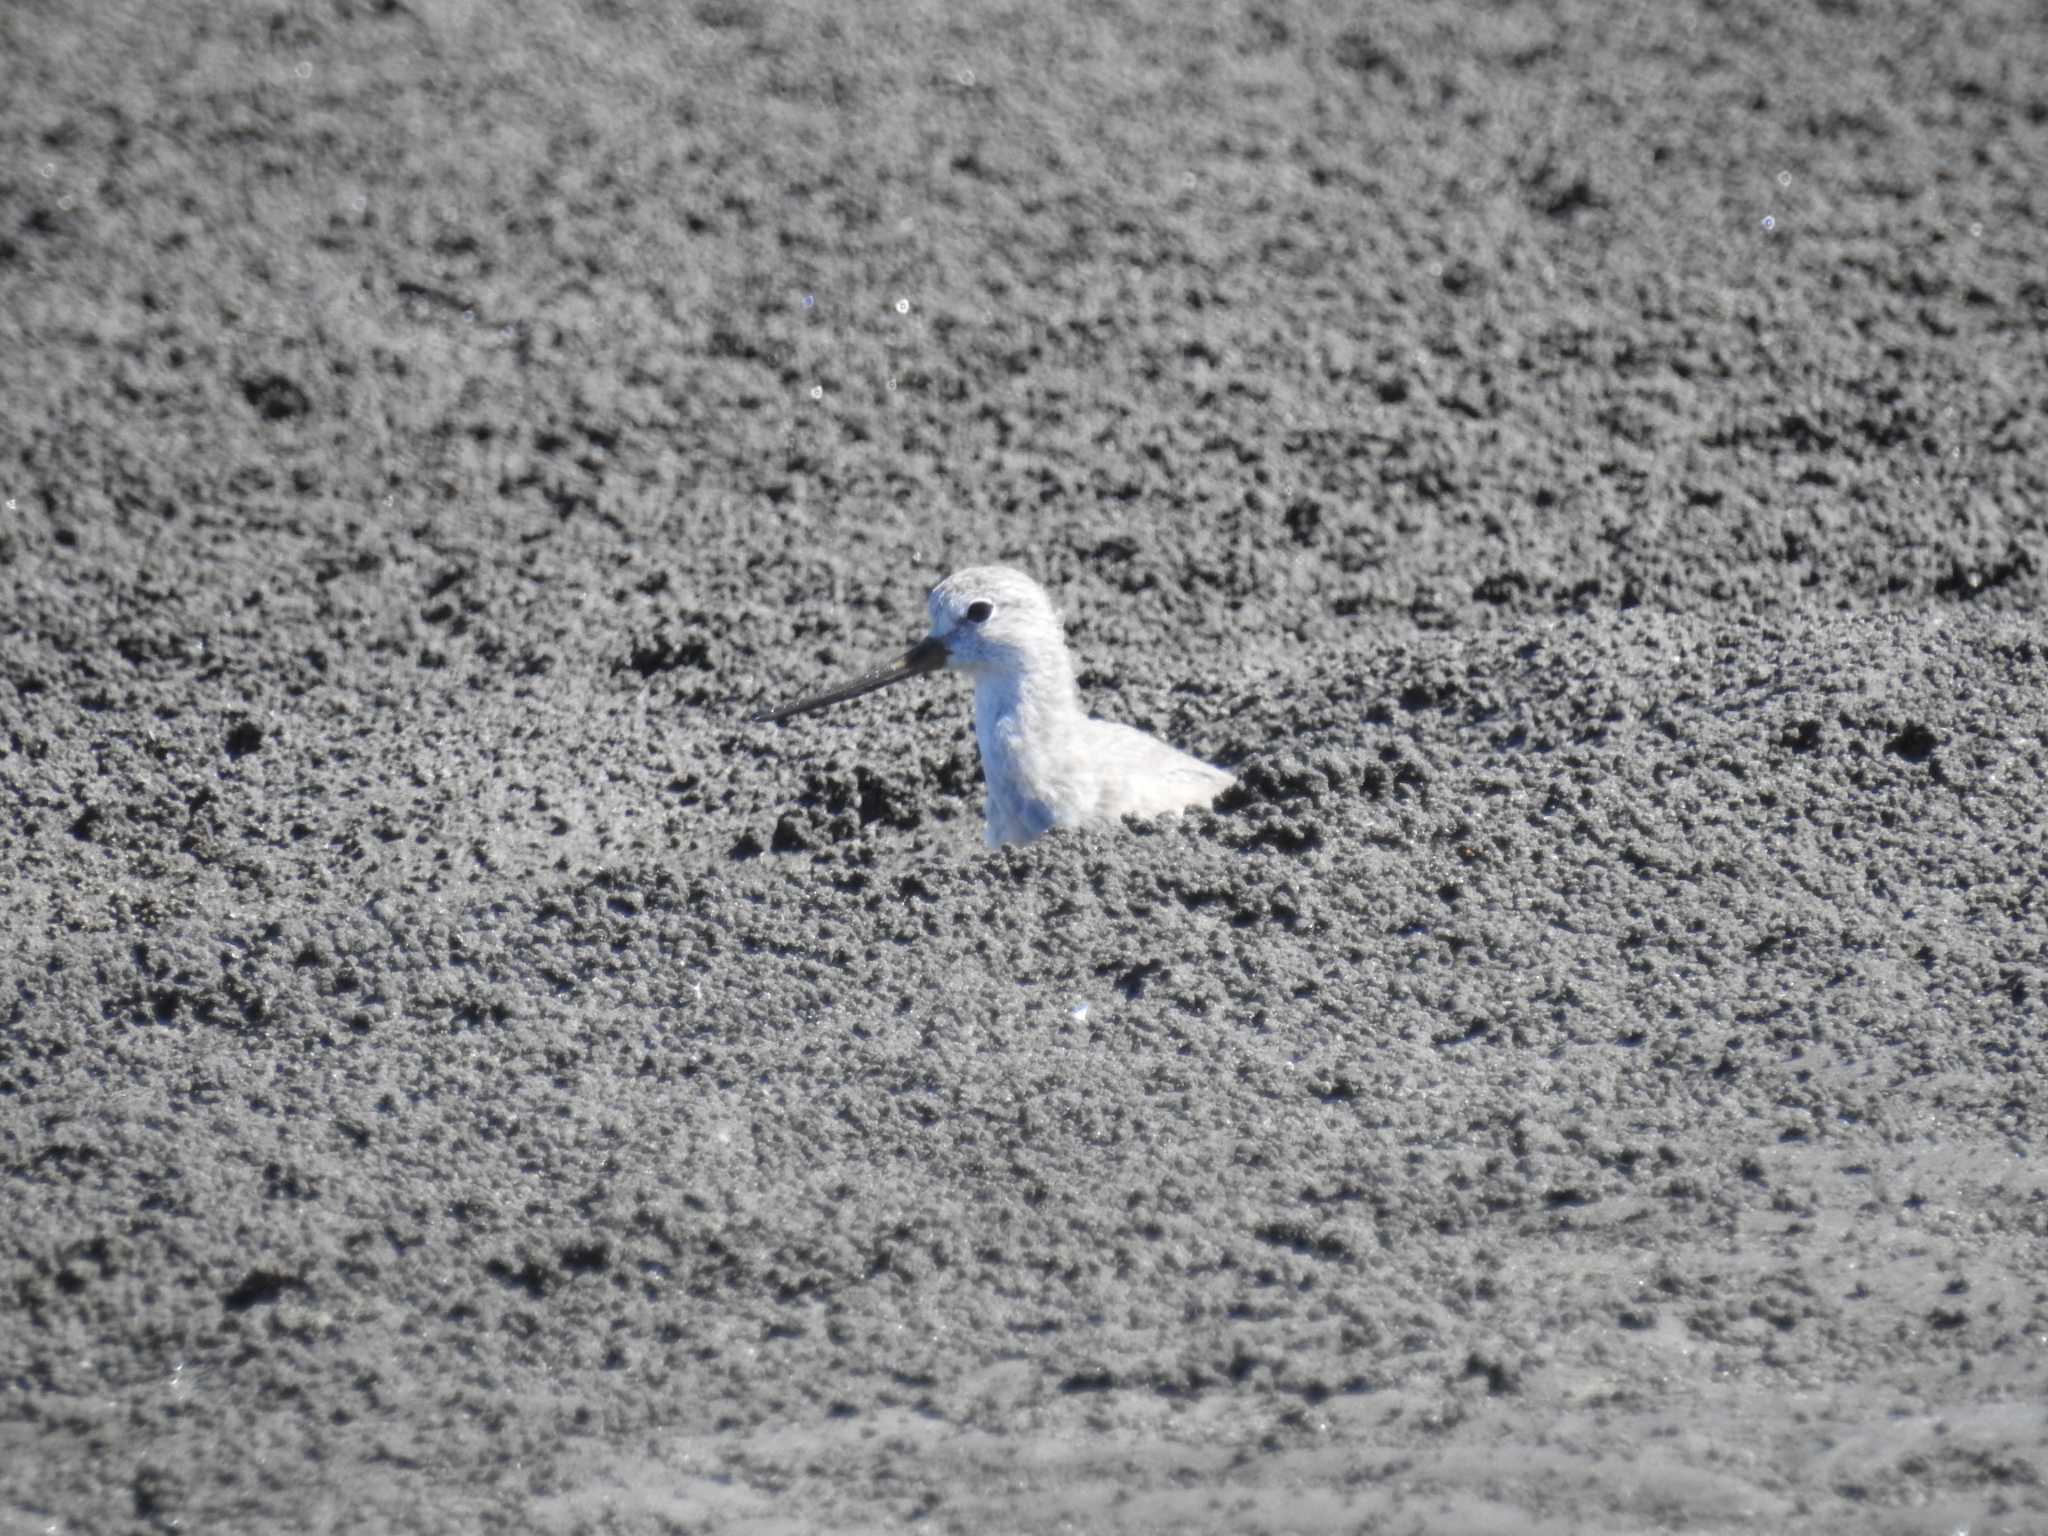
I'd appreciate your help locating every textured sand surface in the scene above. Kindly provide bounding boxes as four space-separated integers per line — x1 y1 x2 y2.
4 2 2046 1532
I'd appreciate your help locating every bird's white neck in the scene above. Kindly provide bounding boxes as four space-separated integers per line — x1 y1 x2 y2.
969 652 1083 845
970 651 1082 750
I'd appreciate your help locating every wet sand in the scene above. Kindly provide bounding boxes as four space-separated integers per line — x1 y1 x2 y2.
4 3 2044 1531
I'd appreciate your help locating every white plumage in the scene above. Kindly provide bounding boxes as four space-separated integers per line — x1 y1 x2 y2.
755 566 1233 846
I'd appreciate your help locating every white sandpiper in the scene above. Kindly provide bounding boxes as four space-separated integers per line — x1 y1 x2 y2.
753 566 1233 846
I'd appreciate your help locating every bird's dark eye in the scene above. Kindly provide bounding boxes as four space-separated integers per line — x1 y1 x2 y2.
964 600 993 623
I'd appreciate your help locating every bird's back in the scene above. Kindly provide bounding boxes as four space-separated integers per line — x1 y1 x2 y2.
979 713 1230 845
1074 717 1234 822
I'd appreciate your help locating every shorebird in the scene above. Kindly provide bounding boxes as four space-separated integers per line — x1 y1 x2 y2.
752 566 1233 846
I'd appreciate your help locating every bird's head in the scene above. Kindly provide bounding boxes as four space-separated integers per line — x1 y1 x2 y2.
924 566 1067 680
751 564 1070 724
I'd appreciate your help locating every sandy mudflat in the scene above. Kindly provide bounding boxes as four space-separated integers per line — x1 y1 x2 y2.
3 2 2045 1532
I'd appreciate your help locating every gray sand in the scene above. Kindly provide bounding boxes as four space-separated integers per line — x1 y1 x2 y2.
4 3 2044 1531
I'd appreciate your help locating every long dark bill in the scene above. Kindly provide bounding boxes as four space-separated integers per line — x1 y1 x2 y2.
750 634 948 723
